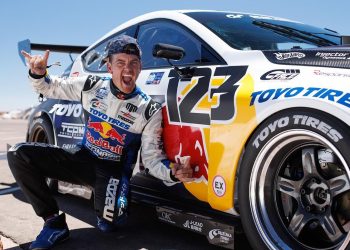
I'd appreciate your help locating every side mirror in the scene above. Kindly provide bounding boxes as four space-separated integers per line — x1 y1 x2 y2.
152 43 185 60
152 43 194 79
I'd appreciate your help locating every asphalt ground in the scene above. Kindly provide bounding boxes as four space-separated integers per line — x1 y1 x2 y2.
0 118 252 250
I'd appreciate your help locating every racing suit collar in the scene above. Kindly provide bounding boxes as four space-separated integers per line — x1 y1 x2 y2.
110 79 140 100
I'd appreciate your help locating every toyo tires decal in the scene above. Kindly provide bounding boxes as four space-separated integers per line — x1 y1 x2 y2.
252 115 343 150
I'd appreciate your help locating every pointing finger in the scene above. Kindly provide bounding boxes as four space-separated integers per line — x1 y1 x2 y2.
180 156 191 168
21 50 32 60
43 50 50 64
183 156 191 168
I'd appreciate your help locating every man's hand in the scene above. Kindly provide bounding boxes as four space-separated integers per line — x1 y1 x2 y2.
21 50 50 76
171 156 194 182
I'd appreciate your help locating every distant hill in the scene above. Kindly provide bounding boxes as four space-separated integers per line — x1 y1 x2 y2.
0 107 35 120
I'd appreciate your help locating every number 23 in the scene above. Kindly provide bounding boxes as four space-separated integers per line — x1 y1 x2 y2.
166 66 248 126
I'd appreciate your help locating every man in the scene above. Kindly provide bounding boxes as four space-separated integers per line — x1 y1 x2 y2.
7 35 193 250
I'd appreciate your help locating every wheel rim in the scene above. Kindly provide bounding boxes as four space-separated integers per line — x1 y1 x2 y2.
250 129 350 250
32 126 49 143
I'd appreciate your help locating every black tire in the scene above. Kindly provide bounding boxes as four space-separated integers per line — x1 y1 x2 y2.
28 116 58 193
238 108 350 250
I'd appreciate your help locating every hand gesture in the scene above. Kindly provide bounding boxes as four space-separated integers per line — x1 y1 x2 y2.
172 156 194 182
21 50 50 76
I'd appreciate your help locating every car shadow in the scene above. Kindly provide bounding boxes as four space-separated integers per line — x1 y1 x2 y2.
12 226 226 250
12 190 96 227
10 191 230 250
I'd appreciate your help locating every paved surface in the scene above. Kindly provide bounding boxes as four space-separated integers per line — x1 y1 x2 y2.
0 119 251 250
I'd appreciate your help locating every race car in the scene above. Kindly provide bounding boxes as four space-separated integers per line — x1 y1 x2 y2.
19 10 350 249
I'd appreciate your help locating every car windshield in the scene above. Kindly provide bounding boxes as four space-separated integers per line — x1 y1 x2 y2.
186 12 341 50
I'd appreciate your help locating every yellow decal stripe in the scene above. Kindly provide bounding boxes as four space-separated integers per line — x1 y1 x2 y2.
208 74 258 211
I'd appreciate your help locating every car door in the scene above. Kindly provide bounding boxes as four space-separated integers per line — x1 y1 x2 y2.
133 19 225 205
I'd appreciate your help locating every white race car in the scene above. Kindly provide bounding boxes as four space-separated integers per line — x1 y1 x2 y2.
20 10 350 249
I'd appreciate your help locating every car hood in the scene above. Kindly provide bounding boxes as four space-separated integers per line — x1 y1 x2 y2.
262 46 350 69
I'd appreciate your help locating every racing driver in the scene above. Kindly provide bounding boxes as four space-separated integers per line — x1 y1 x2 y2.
7 35 194 250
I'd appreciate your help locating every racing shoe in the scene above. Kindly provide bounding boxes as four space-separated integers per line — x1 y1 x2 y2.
29 213 69 250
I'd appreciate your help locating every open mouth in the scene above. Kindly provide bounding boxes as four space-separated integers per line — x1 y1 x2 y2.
122 75 133 83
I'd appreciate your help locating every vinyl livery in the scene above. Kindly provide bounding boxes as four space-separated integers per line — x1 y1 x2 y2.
22 10 350 249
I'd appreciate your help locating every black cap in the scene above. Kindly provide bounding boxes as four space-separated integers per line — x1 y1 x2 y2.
104 35 141 60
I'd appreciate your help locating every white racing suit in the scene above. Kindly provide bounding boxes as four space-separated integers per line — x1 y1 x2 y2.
7 73 176 224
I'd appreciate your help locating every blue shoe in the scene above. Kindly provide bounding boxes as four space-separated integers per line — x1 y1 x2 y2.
97 216 117 233
29 213 69 250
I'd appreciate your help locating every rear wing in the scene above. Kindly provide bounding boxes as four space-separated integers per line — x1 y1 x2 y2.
18 39 88 66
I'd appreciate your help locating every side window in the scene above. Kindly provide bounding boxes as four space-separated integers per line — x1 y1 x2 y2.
137 20 221 69
82 27 136 72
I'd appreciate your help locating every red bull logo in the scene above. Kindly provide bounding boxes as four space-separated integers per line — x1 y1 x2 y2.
86 131 123 155
106 128 126 145
88 118 104 133
87 118 126 145
162 110 208 181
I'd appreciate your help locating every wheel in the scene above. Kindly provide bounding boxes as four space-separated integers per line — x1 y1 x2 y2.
238 108 350 250
28 116 58 193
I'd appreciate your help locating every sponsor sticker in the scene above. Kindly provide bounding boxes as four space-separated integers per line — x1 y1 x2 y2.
126 103 138 112
213 175 226 197
183 220 204 233
86 130 124 154
71 72 79 77
159 211 176 224
103 177 119 222
226 14 243 19
252 115 343 149
85 140 121 161
260 69 300 80
117 114 135 125
274 52 305 60
90 108 130 130
58 122 85 139
250 87 350 111
87 119 126 146
49 104 82 117
314 70 350 78
225 13 289 21
208 229 233 244
91 98 108 112
155 206 234 248
95 87 109 99
145 101 160 120
146 72 164 85
117 181 128 217
315 52 350 60
62 144 77 150
87 75 99 87
84 116 128 161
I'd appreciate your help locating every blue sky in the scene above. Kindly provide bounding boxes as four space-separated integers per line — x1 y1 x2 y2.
0 0 348 111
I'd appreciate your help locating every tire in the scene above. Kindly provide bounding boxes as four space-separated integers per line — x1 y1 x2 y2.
238 108 350 250
28 116 58 193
